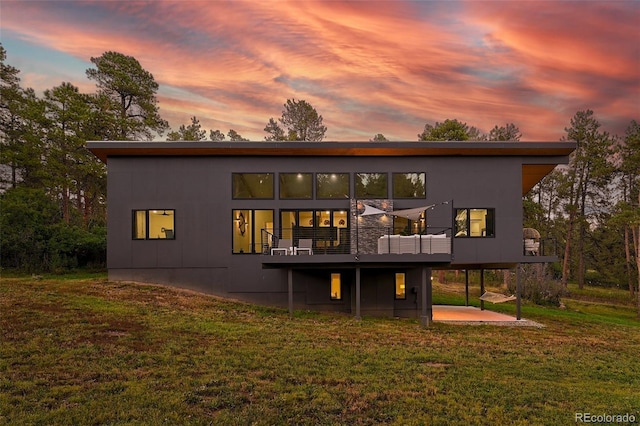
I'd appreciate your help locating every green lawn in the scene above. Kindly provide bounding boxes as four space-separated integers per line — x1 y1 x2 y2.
1 276 639 425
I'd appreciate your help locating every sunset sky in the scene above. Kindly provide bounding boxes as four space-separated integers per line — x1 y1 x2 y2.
1 1 638 141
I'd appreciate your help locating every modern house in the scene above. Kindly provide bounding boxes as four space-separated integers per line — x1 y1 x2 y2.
88 141 575 325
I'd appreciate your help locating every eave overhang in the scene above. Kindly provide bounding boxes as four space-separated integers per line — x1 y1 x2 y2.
87 140 575 196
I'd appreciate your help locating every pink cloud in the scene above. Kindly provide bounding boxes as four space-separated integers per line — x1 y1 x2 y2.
2 1 638 141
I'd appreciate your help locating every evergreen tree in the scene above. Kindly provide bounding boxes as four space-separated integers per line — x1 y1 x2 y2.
612 120 640 314
210 129 226 141
43 82 106 226
167 116 207 141
559 110 614 288
370 133 388 142
264 99 326 141
86 51 168 140
488 123 522 141
227 129 249 141
418 119 472 141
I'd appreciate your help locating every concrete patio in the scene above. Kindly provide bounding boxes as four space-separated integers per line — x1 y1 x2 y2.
432 305 543 327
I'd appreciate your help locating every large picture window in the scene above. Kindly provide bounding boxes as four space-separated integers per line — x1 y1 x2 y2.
133 210 175 240
393 213 426 236
455 208 495 237
231 210 273 253
316 173 350 199
280 209 349 254
393 173 426 198
355 173 387 198
232 173 274 199
279 173 312 199
232 209 274 253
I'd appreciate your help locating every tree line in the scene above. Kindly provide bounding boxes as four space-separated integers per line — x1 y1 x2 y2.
1 46 638 314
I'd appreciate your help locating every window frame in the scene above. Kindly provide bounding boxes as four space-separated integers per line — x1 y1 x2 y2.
330 273 342 300
279 209 350 255
395 272 407 300
132 209 176 240
232 209 274 254
316 172 350 199
355 172 388 199
454 208 495 238
279 173 313 200
392 172 426 199
232 173 274 199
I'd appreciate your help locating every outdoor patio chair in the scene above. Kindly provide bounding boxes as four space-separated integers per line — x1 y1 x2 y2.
294 239 313 255
271 239 292 255
524 238 539 255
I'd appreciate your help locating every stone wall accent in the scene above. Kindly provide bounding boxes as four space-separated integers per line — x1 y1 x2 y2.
350 199 394 254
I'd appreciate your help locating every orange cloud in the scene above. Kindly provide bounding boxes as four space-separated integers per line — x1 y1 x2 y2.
2 0 638 141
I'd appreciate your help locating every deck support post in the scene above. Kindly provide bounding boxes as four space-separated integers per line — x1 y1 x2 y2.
288 268 293 318
420 266 432 327
465 269 469 306
355 266 361 320
516 265 522 320
480 268 485 311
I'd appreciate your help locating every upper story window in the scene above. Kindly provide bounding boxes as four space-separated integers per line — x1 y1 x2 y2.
279 173 312 199
393 173 426 198
232 173 274 199
356 173 387 198
455 208 495 237
133 209 175 240
316 173 350 199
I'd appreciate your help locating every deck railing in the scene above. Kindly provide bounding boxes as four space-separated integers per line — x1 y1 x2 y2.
262 226 452 255
523 237 557 256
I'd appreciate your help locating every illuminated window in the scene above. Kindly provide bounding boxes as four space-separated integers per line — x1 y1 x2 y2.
330 273 342 300
233 210 274 254
232 173 274 199
393 213 426 236
132 210 175 240
392 173 426 198
395 273 406 299
455 208 495 237
317 173 350 199
279 173 312 199
280 210 350 254
355 173 387 198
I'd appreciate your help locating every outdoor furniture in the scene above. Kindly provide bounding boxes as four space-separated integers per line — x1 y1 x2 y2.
271 239 292 255
294 239 313 255
419 234 450 254
524 238 539 255
377 234 451 254
523 228 541 255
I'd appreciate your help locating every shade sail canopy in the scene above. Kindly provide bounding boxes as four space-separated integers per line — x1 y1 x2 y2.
360 202 448 221
360 204 387 216
386 205 433 221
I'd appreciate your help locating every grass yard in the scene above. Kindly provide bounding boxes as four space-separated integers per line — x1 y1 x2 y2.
1 275 639 425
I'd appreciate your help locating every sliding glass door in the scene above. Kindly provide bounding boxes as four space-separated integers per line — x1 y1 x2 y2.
280 209 350 254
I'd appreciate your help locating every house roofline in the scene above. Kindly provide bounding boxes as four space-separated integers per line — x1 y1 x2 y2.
87 140 576 164
87 140 575 195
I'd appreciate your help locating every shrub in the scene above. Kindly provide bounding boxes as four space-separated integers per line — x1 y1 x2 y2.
508 264 565 306
0 187 60 272
0 187 106 273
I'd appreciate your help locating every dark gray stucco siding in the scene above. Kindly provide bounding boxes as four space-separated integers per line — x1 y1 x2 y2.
106 152 529 311
442 157 524 266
